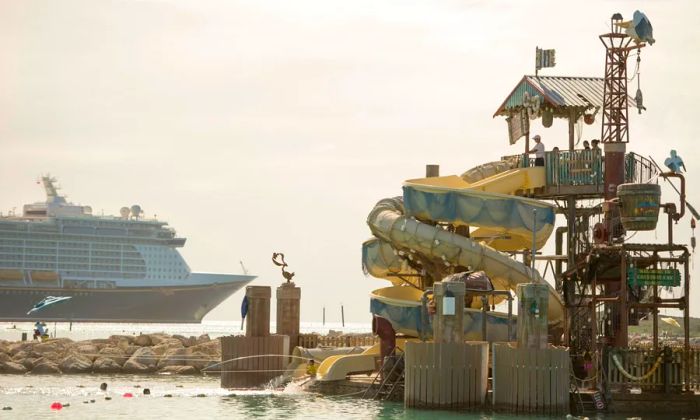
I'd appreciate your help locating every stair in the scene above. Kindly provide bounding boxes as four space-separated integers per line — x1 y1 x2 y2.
363 353 405 401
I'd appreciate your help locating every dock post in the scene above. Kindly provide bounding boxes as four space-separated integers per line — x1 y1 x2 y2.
276 282 301 352
433 280 465 343
517 283 549 349
246 286 271 337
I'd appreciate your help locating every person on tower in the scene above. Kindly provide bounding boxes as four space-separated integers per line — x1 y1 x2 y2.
528 134 545 167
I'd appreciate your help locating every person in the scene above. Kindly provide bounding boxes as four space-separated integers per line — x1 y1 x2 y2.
528 134 545 167
306 359 317 377
583 140 590 150
33 322 47 340
591 139 601 152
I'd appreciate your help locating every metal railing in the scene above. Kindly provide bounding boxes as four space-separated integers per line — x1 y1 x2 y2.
501 151 659 188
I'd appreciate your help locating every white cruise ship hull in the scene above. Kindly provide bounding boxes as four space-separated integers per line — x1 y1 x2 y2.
0 274 254 323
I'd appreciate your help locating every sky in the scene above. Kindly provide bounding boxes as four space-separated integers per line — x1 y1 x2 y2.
1 0 699 325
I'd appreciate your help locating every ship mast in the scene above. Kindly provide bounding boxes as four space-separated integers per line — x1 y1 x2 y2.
41 175 68 203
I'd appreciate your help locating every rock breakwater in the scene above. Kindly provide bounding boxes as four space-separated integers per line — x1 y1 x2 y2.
0 333 219 375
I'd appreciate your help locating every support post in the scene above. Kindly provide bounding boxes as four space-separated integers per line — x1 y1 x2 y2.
276 282 301 352
245 286 271 337
517 283 549 349
433 280 466 343
617 251 628 347
426 164 439 178
684 253 690 391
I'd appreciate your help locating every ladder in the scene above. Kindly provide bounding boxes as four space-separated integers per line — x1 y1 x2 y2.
362 353 405 401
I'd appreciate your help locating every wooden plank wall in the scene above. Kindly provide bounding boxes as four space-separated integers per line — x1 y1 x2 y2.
220 335 289 389
492 343 569 414
404 341 488 409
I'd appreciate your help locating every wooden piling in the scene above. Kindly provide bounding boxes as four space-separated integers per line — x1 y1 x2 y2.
404 341 488 409
492 342 569 414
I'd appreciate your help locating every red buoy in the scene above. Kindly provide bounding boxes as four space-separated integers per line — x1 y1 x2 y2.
50 402 63 410
123 393 133 398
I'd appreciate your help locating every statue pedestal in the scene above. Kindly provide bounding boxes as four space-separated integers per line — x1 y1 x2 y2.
276 282 301 351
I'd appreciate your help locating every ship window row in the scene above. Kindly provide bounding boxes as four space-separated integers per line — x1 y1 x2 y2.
11 248 56 255
0 245 149 259
2 232 172 246
0 256 145 267
24 262 54 269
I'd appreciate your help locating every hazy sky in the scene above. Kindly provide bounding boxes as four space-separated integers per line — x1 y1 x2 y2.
1 0 699 324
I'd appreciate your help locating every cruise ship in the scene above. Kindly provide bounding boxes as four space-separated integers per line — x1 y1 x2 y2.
0 176 255 323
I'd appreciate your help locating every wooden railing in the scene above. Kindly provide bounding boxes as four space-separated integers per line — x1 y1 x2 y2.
606 347 700 391
298 333 378 349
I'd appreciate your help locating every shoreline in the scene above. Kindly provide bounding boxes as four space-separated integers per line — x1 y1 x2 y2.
0 331 376 376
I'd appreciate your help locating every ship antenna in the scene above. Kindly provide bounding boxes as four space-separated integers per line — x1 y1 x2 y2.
41 175 61 201
240 260 249 275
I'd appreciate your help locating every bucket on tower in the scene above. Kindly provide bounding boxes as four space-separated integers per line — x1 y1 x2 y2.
617 183 661 231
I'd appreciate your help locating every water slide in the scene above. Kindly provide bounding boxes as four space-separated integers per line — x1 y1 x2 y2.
316 163 565 381
364 165 563 327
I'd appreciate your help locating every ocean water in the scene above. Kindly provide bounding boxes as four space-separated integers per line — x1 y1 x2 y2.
0 374 684 420
0 323 685 419
0 320 371 342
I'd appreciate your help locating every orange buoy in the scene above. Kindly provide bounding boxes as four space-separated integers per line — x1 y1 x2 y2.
50 402 63 410
123 392 133 398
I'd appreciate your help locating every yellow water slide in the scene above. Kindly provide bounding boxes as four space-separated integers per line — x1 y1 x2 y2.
363 164 564 326
317 163 565 381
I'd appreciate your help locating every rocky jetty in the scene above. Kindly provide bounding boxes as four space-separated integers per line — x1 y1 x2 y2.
0 334 220 375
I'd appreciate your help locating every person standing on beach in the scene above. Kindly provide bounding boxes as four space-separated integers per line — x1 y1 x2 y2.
529 134 545 167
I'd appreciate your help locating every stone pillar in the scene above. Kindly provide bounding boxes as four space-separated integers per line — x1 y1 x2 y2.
276 282 301 350
517 283 549 349
245 286 271 337
433 280 465 343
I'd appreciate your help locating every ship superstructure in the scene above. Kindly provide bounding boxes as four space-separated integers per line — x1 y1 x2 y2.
0 176 254 322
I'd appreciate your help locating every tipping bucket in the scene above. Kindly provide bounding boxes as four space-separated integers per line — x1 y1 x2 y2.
617 183 661 231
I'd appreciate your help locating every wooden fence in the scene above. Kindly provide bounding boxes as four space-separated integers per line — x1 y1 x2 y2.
607 347 700 392
220 335 289 389
404 341 488 409
298 333 378 349
491 343 570 414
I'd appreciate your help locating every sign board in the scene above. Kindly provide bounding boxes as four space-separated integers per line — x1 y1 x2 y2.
442 296 455 315
507 110 529 144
